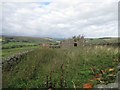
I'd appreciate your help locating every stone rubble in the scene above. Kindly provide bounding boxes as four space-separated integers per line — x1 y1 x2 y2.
95 64 120 90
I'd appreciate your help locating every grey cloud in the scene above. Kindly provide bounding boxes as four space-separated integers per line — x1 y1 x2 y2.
2 0 118 38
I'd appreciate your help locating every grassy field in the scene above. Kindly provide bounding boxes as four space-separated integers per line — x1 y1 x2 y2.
2 42 37 50
3 46 119 88
2 46 38 58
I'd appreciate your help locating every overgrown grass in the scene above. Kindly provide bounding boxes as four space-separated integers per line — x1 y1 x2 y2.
2 46 119 88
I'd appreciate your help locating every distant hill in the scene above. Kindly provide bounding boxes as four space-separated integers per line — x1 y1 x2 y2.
1 35 119 45
2 35 57 44
86 37 119 45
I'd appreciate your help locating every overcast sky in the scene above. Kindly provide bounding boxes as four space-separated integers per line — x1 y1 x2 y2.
1 0 119 38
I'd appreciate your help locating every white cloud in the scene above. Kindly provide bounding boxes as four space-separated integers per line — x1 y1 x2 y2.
0 3 2 35
2 0 119 38
1 0 52 2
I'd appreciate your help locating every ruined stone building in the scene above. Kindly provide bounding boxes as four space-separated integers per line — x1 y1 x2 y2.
60 36 85 48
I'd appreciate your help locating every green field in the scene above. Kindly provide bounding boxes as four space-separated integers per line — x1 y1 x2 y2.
2 46 38 58
2 42 36 49
3 46 119 88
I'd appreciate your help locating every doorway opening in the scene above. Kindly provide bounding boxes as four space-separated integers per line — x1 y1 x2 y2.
74 42 77 47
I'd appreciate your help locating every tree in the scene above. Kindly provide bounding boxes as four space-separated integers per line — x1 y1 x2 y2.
72 36 77 42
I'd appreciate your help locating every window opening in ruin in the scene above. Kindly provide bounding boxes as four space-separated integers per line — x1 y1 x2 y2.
74 42 77 47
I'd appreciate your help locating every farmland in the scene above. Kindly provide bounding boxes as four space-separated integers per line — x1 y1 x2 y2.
2 46 38 58
2 36 120 88
1 36 56 58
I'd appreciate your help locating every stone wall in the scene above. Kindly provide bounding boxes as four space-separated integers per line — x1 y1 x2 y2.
2 50 33 71
61 39 74 48
61 39 85 48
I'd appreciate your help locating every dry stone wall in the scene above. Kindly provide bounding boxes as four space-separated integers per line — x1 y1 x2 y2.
2 50 33 71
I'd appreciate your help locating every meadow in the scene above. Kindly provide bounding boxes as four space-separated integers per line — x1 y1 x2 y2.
2 45 119 88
